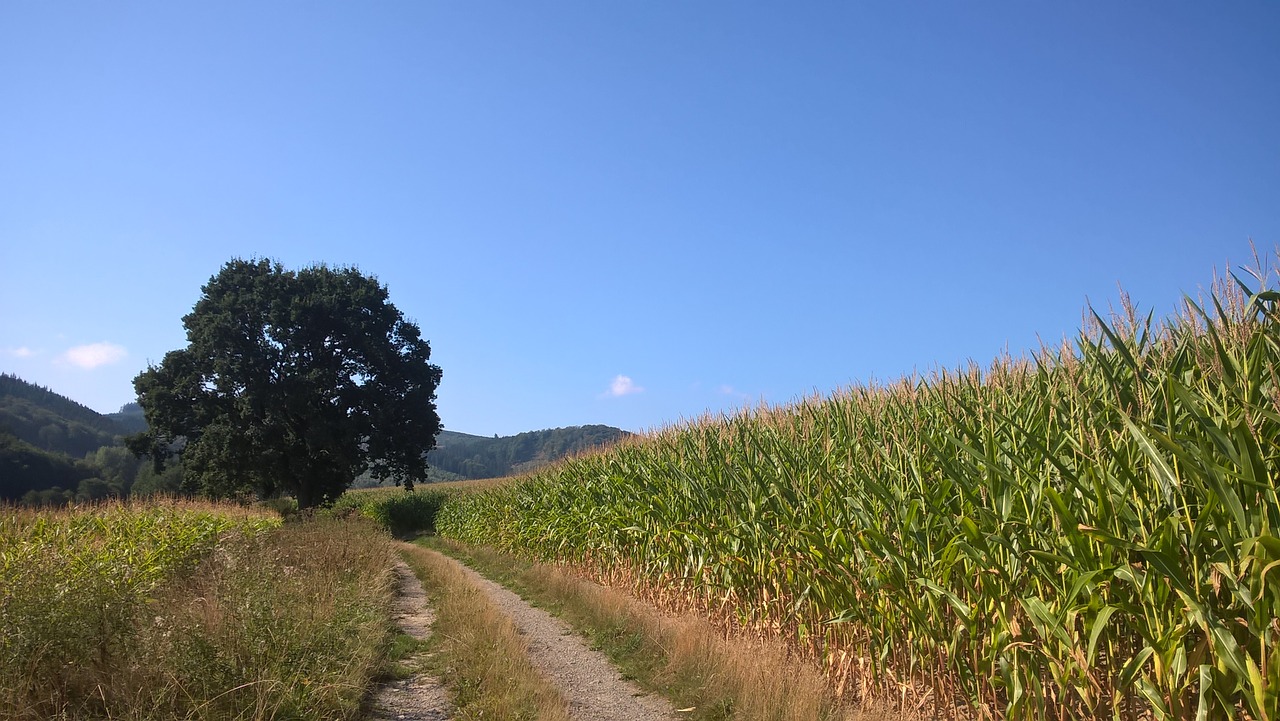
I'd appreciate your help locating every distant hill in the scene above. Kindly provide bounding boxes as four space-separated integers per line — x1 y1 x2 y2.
0 373 131 457
106 402 148 434
426 425 630 480
434 429 492 447
0 374 141 501
0 430 98 500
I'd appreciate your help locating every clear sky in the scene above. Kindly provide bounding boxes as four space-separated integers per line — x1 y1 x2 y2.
2 2 1277 437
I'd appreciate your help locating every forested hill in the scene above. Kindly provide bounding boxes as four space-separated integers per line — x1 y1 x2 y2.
427 425 631 479
0 373 131 457
0 374 157 502
106 402 148 434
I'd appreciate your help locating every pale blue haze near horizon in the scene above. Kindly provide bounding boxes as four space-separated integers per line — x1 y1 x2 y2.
1 2 1277 437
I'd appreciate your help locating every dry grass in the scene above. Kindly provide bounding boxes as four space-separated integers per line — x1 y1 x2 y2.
397 542 570 721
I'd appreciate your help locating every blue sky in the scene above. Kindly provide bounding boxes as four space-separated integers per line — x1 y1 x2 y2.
1 2 1276 437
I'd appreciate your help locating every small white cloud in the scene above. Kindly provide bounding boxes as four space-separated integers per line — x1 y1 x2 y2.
3 346 36 358
59 342 128 370
717 384 737 395
604 374 644 398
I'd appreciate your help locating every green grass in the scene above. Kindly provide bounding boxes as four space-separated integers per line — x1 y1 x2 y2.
382 631 431 680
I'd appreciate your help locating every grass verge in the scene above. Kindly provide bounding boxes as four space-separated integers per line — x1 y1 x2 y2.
396 542 570 721
424 536 861 721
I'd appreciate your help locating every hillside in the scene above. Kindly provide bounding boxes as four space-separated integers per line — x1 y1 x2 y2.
0 373 130 456
426 425 630 479
0 431 97 500
0 375 181 502
105 402 148 434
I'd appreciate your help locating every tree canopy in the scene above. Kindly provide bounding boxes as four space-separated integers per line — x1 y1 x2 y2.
130 259 443 507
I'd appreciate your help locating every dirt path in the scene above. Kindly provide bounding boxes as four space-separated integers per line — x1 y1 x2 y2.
367 560 451 721
450 561 677 721
370 550 675 721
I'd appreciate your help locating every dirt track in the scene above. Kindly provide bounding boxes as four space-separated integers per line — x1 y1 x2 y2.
368 550 675 721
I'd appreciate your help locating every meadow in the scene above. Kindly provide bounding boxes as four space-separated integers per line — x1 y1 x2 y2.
0 499 396 720
437 258 1280 719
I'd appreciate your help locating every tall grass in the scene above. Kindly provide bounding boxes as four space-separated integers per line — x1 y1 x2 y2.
146 518 396 720
0 500 396 720
438 254 1280 719
1 499 282 718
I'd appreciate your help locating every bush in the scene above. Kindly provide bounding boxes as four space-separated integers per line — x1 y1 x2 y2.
362 489 450 537
331 487 452 537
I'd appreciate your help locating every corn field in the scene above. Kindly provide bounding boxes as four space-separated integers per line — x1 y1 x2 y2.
437 256 1280 720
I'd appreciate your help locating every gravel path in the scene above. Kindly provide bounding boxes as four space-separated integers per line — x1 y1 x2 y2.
367 560 451 721
452 561 677 721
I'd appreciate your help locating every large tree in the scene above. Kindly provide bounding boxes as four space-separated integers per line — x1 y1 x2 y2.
130 258 442 507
